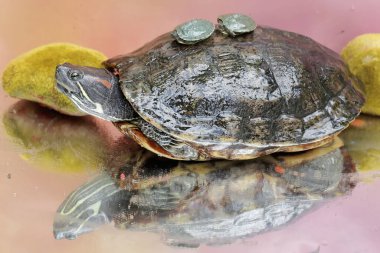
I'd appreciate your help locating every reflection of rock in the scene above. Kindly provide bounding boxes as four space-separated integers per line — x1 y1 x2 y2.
53 138 357 246
2 101 112 172
340 115 380 172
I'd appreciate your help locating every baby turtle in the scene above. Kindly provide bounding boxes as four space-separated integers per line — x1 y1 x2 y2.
217 13 257 36
55 19 365 161
172 19 215 44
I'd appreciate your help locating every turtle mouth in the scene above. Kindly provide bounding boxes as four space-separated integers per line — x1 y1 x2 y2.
56 80 71 95
55 78 80 95
56 80 96 112
56 80 86 102
57 80 110 120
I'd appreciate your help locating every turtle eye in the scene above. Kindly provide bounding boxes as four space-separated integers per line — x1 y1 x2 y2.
68 70 83 81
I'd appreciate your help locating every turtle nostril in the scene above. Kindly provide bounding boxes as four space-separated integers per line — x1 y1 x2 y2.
55 65 67 78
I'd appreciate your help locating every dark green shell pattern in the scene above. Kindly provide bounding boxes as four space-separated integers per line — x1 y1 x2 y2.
104 26 364 148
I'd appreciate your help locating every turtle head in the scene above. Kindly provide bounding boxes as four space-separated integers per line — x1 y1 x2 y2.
55 63 134 121
53 174 121 240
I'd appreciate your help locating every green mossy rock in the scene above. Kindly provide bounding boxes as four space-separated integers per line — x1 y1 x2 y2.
2 43 107 116
341 34 380 116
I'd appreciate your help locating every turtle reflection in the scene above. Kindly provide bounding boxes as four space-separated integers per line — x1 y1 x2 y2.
54 137 356 246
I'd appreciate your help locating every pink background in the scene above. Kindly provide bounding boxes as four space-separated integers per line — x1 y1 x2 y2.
1 0 380 72
1 0 380 253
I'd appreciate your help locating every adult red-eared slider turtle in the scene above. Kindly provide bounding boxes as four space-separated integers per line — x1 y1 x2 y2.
55 14 364 161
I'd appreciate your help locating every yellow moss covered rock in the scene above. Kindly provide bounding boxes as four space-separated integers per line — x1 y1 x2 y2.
2 43 107 116
341 34 380 116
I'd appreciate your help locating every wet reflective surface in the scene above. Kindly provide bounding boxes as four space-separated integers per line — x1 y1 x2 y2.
53 137 356 247
1 97 380 252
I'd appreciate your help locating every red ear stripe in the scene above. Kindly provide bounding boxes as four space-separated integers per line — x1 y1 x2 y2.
99 79 113 89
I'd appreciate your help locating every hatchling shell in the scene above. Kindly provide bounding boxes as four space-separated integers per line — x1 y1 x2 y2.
172 19 215 44
217 13 257 36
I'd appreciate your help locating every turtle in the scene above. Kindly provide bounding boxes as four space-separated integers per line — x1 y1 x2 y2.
55 15 365 161
53 137 357 245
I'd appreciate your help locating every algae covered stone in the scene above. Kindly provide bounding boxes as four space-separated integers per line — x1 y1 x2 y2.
2 43 107 116
341 34 380 116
